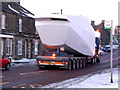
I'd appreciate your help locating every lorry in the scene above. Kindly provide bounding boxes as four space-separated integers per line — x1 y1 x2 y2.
35 15 100 70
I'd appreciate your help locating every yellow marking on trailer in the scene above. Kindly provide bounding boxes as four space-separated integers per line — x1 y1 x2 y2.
0 82 10 85
55 62 62 64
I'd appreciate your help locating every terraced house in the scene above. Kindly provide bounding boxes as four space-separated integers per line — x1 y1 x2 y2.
0 2 44 60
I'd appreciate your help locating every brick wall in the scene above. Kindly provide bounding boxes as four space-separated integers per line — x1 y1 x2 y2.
2 12 17 34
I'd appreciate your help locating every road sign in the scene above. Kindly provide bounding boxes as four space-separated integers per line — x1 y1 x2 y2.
104 21 111 29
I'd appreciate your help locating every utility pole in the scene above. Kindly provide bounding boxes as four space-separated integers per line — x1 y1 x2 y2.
61 9 62 15
110 20 113 83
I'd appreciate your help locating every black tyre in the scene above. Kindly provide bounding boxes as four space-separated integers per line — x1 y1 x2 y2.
91 58 94 64
97 59 100 63
68 61 72 70
76 60 79 69
38 66 41 70
94 56 96 64
72 60 76 70
96 55 101 63
79 60 82 68
82 60 85 67
5 63 10 70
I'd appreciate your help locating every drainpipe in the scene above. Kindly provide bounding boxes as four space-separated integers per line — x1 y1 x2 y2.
15 14 18 60
61 9 62 15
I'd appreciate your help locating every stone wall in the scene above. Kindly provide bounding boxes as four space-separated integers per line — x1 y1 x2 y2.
1 11 43 60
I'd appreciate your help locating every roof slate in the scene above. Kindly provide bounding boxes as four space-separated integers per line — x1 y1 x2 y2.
1 2 34 18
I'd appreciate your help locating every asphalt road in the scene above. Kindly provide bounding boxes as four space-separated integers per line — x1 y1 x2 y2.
1 49 120 88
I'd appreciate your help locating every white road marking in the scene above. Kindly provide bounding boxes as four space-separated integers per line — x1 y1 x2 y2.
113 52 118 55
19 70 48 76
30 85 35 88
102 60 109 63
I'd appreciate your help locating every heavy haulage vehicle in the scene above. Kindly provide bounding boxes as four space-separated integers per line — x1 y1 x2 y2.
35 14 100 70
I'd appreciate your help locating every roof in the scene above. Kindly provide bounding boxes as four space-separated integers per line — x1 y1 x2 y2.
1 2 34 18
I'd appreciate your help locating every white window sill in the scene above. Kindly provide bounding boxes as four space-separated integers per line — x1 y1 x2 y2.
2 27 5 29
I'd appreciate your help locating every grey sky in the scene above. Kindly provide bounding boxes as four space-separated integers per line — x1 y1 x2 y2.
20 0 119 28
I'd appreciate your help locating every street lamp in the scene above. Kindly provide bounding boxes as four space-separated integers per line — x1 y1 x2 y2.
110 20 113 83
104 20 113 83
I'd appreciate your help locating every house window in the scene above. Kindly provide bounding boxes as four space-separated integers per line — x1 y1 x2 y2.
18 39 22 55
34 40 38 55
1 39 3 55
6 39 12 55
19 19 22 32
1 15 6 29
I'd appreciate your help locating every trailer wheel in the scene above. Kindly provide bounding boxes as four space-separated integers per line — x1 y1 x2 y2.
86 57 89 64
91 58 94 64
72 60 76 70
94 56 96 64
68 61 72 70
96 55 100 63
97 58 100 63
39 66 41 70
82 60 85 67
76 60 79 69
79 60 82 68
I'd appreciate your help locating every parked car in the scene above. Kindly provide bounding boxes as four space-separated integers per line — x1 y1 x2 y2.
0 56 11 70
103 45 111 52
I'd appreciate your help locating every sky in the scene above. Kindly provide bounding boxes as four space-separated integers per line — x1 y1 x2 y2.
20 0 119 28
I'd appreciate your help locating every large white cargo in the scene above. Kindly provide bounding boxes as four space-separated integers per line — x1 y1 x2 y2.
35 15 95 56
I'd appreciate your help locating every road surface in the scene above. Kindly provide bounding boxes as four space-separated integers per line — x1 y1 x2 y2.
1 49 119 88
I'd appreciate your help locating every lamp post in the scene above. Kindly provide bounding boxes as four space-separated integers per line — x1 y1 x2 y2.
110 20 113 83
61 9 62 15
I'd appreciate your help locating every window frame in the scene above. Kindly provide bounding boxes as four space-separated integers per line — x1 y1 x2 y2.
34 40 38 55
1 15 6 29
19 18 22 32
6 39 12 55
18 39 22 55
1 39 3 55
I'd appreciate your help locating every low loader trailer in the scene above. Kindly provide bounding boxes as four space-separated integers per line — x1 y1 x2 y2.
35 15 101 70
36 45 100 70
